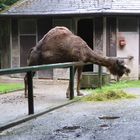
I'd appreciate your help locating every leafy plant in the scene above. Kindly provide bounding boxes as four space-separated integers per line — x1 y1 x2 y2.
0 0 19 11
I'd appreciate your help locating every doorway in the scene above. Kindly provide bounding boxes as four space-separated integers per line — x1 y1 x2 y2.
77 19 93 72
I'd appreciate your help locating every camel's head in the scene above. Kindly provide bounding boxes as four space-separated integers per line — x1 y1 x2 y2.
108 59 130 78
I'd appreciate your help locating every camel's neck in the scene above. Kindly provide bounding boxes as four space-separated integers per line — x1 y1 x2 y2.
87 49 114 68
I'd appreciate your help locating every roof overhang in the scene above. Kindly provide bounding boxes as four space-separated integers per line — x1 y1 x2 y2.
1 0 140 17
1 10 140 17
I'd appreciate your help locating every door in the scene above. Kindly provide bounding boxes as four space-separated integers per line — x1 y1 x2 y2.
77 19 93 72
20 36 36 67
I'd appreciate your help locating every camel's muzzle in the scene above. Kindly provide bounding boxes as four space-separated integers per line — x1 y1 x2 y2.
123 64 131 76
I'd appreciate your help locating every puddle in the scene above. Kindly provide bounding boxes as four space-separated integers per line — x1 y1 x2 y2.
100 124 109 128
55 126 81 133
54 125 83 139
99 116 120 120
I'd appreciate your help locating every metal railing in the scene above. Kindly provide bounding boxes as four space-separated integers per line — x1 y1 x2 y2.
0 62 102 115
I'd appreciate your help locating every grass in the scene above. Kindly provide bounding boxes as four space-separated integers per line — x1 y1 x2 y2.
81 80 140 102
0 83 24 94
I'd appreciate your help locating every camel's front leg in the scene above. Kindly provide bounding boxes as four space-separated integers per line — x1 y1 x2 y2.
66 66 83 98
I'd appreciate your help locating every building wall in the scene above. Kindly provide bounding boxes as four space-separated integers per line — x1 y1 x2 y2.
117 17 139 80
11 19 20 68
0 18 11 69
1 16 139 80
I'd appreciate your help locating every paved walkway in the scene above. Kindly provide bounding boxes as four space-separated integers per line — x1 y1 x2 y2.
0 76 140 127
1 88 140 140
1 77 140 140
0 76 74 126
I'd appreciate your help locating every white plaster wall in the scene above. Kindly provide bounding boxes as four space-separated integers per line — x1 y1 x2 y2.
117 32 139 80
53 68 69 80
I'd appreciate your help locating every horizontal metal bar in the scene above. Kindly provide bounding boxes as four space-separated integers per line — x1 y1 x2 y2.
111 56 134 60
0 62 92 75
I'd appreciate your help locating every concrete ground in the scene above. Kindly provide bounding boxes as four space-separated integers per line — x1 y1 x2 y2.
0 76 73 126
1 77 140 140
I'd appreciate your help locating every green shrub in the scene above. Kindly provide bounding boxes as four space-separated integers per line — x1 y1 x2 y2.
0 0 19 11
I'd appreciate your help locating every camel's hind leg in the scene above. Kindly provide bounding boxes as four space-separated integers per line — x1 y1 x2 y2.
24 74 28 98
24 47 41 98
76 66 83 96
24 72 35 98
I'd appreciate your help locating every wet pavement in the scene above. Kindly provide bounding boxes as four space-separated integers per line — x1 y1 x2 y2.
1 98 140 140
1 77 140 140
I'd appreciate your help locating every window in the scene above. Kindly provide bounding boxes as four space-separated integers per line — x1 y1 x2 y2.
118 17 137 32
19 19 36 34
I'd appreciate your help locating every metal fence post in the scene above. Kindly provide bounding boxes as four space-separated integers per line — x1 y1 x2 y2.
69 66 74 100
98 65 102 88
27 71 34 115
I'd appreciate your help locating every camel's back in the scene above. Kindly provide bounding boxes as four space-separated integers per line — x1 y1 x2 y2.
44 26 86 48
47 26 73 37
34 26 89 63
43 26 73 43
36 26 74 50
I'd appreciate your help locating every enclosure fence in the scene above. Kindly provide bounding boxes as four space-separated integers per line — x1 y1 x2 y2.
0 62 102 115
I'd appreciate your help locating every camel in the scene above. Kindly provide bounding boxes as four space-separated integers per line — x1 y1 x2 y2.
24 26 130 98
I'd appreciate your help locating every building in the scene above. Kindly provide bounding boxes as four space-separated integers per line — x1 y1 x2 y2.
0 0 139 79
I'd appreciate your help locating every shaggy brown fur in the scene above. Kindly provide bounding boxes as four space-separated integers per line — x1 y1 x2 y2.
24 26 130 98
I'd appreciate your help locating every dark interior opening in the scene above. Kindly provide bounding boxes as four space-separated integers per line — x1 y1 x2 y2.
37 18 53 78
77 19 93 72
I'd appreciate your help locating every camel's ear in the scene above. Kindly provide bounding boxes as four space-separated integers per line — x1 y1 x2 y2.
117 59 125 66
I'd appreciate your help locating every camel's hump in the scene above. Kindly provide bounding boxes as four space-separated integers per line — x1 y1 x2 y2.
47 26 73 36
